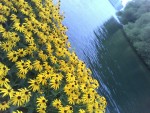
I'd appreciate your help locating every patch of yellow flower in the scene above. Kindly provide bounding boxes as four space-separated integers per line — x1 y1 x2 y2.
0 0 107 112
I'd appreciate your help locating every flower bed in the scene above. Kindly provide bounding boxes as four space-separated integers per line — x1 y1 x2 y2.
0 0 106 112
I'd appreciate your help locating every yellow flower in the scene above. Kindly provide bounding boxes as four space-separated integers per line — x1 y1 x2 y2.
64 84 72 96
13 22 25 32
36 73 47 85
0 15 7 23
20 8 30 16
59 106 72 113
0 101 10 111
1 41 13 52
66 73 75 83
0 63 9 77
11 92 25 106
0 85 14 98
36 106 46 113
82 92 95 104
66 105 73 113
0 77 10 87
38 50 48 61
50 79 61 90
67 96 76 105
16 72 26 79
43 62 53 71
33 60 43 72
18 88 31 103
52 73 63 81
26 60 33 70
17 48 27 57
50 55 57 64
52 99 62 108
0 24 5 33
25 36 34 43
36 96 47 108
7 51 18 62
28 79 40 92
10 14 19 22
80 84 88 93
79 109 86 113
18 67 28 76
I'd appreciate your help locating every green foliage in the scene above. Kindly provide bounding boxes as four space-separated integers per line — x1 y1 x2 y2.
117 0 150 68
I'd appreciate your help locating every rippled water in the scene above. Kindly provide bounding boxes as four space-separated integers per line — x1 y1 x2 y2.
60 0 150 113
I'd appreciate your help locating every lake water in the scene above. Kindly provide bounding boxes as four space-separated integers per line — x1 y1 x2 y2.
60 0 150 113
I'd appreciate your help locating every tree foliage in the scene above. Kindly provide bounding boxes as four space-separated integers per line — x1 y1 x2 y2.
117 0 150 67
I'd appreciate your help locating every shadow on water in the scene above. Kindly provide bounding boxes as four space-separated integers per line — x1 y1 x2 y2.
84 17 150 113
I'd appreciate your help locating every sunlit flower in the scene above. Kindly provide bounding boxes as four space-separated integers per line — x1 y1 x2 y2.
52 99 62 108
11 92 25 106
28 79 40 92
1 41 13 52
50 79 61 90
0 77 10 87
7 51 18 62
33 60 43 72
18 88 31 103
79 109 86 113
17 48 27 57
0 0 106 112
0 101 10 111
36 96 47 108
0 85 14 98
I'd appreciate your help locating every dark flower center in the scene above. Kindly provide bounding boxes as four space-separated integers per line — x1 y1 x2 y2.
2 78 5 81
13 54 17 57
25 91 28 95
17 96 21 100
88 94 91 99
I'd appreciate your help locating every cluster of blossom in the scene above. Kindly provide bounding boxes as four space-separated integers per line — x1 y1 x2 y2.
0 0 107 113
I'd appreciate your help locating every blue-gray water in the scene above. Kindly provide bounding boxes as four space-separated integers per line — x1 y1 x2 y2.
60 0 150 113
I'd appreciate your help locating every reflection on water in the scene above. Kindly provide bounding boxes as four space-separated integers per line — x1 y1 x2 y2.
60 0 150 113
93 17 150 113
60 0 116 60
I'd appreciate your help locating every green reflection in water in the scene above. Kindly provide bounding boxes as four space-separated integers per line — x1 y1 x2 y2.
92 17 150 113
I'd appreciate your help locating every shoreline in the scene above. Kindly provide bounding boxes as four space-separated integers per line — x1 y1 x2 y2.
121 27 150 70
